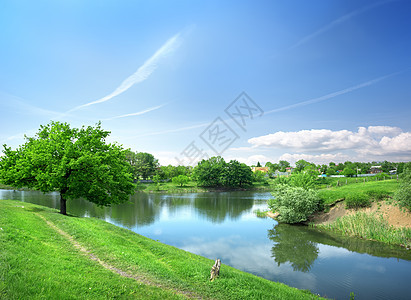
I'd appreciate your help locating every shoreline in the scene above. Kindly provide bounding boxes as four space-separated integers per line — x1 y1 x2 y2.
1 199 324 299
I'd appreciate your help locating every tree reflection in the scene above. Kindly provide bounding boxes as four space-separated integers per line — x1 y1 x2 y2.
193 192 254 223
268 224 319 272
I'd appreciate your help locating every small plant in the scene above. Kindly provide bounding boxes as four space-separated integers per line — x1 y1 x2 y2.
345 194 370 209
254 209 268 218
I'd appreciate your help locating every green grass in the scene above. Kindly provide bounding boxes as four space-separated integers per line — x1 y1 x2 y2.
0 200 324 299
314 212 411 248
318 179 399 206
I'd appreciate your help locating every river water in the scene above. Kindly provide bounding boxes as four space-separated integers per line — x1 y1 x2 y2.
1 189 410 299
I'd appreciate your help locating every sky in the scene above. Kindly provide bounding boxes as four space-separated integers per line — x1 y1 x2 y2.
1 0 410 166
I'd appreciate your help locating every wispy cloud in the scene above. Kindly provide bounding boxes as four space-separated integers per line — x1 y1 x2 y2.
69 32 182 113
290 0 398 50
103 104 167 121
265 72 400 115
130 122 210 138
0 91 61 117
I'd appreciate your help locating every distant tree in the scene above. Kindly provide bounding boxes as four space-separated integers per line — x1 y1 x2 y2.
320 164 328 174
193 156 227 187
256 161 262 167
279 160 290 172
172 175 189 187
326 168 336 176
224 160 253 187
124 149 139 180
134 152 159 180
295 159 311 172
0 121 134 215
342 167 356 177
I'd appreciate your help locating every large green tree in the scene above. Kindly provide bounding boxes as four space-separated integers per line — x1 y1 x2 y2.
193 156 227 187
224 160 253 187
0 121 134 215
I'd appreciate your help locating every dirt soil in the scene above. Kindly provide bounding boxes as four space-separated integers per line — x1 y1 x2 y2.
310 201 411 228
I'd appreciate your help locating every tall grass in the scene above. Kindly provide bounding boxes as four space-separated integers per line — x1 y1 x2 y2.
316 212 411 248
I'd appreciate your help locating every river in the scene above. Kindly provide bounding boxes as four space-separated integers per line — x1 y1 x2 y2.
1 189 410 299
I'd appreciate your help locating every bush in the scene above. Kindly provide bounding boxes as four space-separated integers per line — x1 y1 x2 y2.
268 184 321 224
289 172 316 189
345 194 371 209
172 175 189 187
394 164 411 211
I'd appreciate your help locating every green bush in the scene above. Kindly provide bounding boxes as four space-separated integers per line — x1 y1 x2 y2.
268 184 321 224
345 194 370 209
394 164 411 211
289 172 316 189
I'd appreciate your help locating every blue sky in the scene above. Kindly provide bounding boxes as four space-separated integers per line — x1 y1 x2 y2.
1 0 410 166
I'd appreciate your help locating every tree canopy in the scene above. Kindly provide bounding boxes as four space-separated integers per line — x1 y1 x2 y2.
0 121 134 215
125 150 159 180
193 156 253 187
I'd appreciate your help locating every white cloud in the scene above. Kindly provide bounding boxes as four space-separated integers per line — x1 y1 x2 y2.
69 32 182 112
248 126 411 162
103 104 166 121
232 154 271 166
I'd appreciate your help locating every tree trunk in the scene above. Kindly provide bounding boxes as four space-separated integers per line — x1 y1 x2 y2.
60 194 67 215
210 259 221 281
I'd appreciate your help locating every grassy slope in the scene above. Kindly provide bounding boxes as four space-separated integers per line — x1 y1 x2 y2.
317 179 399 205
0 200 323 299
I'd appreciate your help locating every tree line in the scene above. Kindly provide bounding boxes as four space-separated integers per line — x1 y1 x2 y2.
265 159 404 176
1 121 409 216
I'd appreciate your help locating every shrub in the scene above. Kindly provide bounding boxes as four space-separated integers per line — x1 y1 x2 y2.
268 184 321 224
394 164 411 211
289 172 316 189
345 194 371 209
172 175 189 187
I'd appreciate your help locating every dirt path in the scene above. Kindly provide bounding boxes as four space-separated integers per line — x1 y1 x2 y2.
310 201 411 228
35 213 200 299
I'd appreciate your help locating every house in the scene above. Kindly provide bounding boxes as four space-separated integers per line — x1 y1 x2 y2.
285 167 294 173
251 167 269 173
369 166 383 174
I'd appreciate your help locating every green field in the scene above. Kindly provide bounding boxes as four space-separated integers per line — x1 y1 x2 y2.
317 179 399 206
0 200 323 299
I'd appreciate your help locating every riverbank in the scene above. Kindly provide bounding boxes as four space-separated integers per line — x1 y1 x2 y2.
265 180 411 248
310 200 411 248
136 181 272 193
0 199 323 299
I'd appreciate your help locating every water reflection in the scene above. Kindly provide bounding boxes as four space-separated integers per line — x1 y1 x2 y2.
193 192 254 223
269 224 319 272
268 223 411 273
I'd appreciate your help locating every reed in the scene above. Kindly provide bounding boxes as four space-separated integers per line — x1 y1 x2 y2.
316 212 411 248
